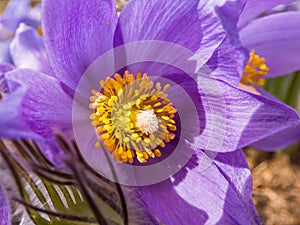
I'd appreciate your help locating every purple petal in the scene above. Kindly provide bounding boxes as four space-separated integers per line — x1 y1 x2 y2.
0 0 39 32
202 0 248 85
0 17 39 33
2 0 30 18
0 0 39 35
4 68 73 138
10 24 52 74
0 63 14 93
0 24 13 40
122 188 160 225
115 0 203 52
205 35 247 86
250 88 300 150
42 0 117 90
0 63 14 75
38 141 67 168
0 63 13 96
214 150 261 224
0 78 37 139
0 39 12 64
195 77 300 152
238 0 296 28
240 12 300 77
139 149 260 225
115 0 246 85
252 123 300 151
0 184 10 225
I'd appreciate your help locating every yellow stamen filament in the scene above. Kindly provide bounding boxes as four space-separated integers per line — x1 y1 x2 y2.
241 50 269 87
89 71 177 164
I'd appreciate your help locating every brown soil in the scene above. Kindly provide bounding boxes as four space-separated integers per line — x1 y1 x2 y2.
245 149 300 225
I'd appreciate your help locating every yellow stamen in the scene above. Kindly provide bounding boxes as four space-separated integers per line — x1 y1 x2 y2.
36 26 43 37
241 50 269 87
89 71 177 164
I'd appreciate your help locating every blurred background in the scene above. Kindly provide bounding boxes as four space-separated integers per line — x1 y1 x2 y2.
0 0 299 224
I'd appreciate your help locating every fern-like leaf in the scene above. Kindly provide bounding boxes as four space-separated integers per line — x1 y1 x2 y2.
0 136 128 225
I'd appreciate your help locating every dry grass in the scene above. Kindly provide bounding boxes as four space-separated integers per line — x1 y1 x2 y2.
246 149 300 225
0 1 8 13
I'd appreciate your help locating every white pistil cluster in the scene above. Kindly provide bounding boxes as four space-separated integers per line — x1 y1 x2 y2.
135 109 159 135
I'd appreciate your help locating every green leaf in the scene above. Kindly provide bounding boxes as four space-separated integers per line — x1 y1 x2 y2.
0 138 127 225
264 71 300 110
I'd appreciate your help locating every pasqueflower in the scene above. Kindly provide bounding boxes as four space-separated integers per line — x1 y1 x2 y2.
0 0 40 64
0 0 299 224
236 0 300 150
239 0 300 77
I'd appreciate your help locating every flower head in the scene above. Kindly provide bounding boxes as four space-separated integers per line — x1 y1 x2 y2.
89 71 177 164
239 0 300 78
0 0 40 64
236 0 300 150
0 0 300 224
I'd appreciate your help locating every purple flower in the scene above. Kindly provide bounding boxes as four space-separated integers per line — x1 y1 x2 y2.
239 0 300 77
235 0 300 150
0 0 299 224
0 0 40 64
9 23 52 74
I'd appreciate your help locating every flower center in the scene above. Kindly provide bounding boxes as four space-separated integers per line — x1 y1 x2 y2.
89 71 177 164
240 50 269 87
135 109 159 135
